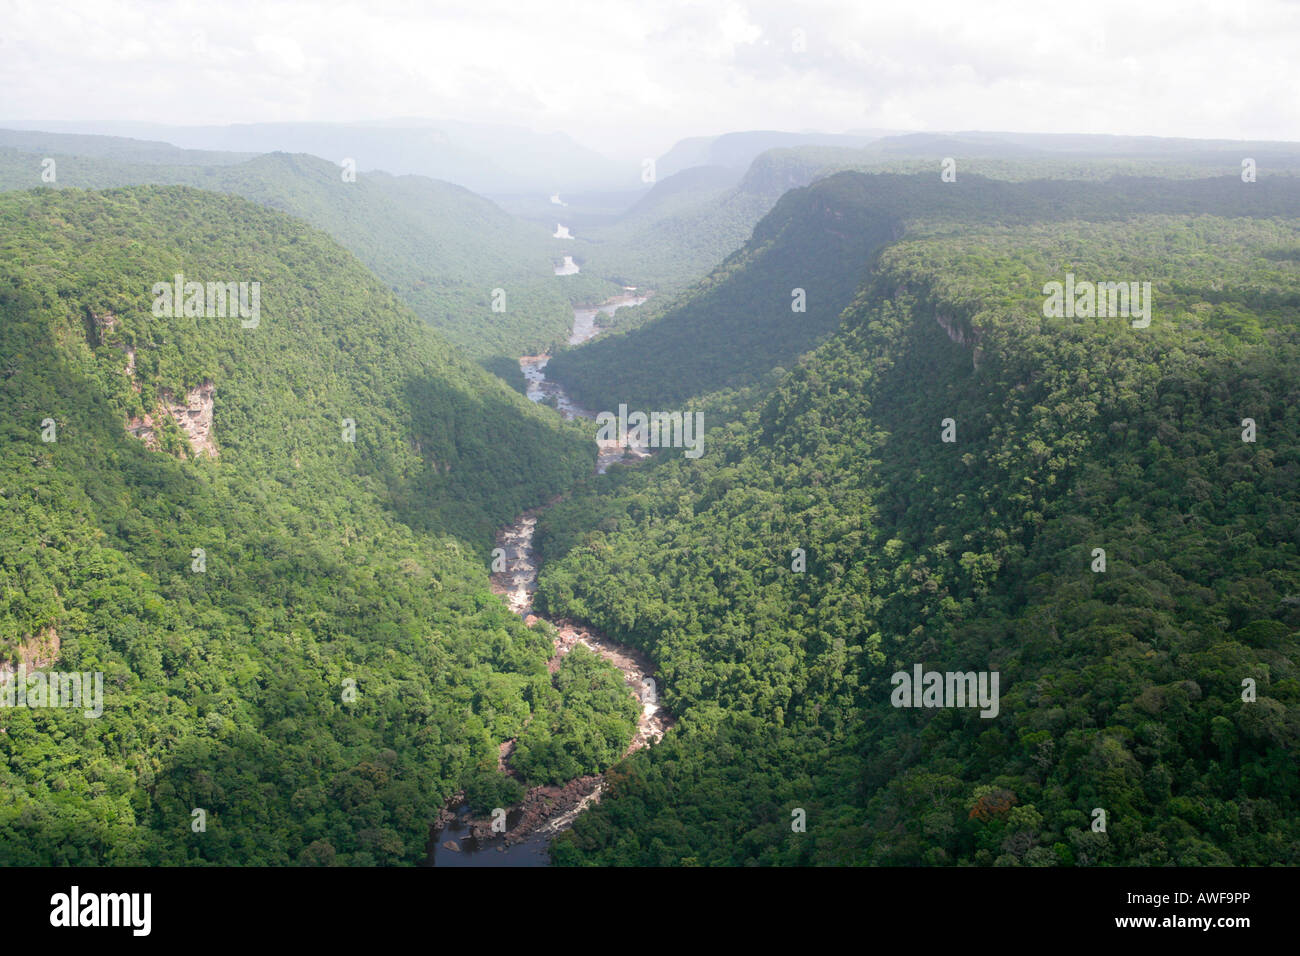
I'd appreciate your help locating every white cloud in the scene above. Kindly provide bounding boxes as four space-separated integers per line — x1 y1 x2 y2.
0 0 1296 159
252 35 309 76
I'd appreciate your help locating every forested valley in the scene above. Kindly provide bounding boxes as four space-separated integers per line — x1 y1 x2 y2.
535 200 1300 865
1 121 1297 871
0 186 634 863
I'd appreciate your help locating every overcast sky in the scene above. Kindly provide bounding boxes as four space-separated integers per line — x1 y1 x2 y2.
2 0 1297 159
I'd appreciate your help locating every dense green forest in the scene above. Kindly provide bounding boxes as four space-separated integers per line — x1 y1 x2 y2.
3 147 1298 869
24 126 1282 384
549 171 1300 414
536 212 1300 865
539 138 1300 332
510 643 640 785
0 186 635 864
0 138 620 369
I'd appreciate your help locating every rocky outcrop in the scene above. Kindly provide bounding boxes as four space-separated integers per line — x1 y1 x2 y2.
165 382 218 459
126 382 218 459
0 626 60 679
935 312 978 347
126 412 160 450
889 279 983 370
935 312 983 371
89 310 118 346
433 790 465 832
464 775 604 847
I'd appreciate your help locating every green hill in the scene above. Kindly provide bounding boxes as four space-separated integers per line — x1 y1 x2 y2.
548 171 1300 414
534 210 1300 866
536 136 1300 330
0 185 634 865
0 135 620 367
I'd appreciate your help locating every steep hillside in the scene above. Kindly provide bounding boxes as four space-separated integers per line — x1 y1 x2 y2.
539 136 1300 320
544 145 861 302
0 186 628 865
0 136 619 365
549 171 1300 413
618 166 744 223
561 180 774 298
536 214 1300 866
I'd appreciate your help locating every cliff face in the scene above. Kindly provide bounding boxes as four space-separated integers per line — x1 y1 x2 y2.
0 627 60 678
126 383 218 459
935 312 984 371
168 382 217 459
935 312 977 347
125 412 159 449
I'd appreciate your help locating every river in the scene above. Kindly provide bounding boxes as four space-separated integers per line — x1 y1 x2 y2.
428 292 669 867
519 292 653 471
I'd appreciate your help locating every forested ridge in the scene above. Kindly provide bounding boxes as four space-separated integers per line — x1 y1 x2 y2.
542 144 1300 346
0 186 635 864
2 157 1297 870
535 212 1300 865
549 171 1300 417
0 141 620 369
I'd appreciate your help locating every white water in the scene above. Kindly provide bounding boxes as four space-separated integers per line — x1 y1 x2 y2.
430 292 663 867
521 293 652 472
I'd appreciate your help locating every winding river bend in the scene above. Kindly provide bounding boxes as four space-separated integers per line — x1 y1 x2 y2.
429 292 669 867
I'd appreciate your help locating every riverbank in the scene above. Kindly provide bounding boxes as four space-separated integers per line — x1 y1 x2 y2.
428 292 666 866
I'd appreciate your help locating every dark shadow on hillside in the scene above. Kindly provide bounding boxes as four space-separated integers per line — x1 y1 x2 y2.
386 372 593 547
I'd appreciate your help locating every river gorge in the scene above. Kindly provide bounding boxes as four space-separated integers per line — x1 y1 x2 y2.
428 292 668 866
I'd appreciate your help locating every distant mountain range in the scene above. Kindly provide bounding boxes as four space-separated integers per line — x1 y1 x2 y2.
0 118 638 196
0 130 620 368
